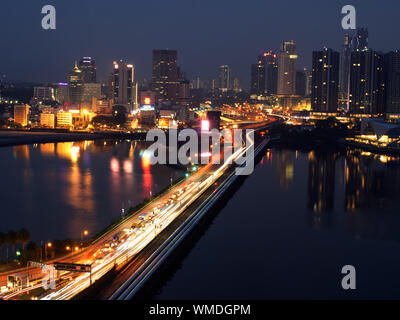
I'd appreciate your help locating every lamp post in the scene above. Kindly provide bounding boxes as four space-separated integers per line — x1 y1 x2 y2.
81 230 88 248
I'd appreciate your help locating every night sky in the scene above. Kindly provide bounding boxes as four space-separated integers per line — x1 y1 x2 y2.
0 0 399 86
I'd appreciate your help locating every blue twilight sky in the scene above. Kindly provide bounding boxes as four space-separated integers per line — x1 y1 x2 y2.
0 0 399 87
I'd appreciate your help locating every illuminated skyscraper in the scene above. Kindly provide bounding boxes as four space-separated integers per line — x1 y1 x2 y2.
277 41 297 95
385 50 400 115
352 27 369 52
250 58 265 96
264 51 278 95
68 62 84 104
79 57 96 83
339 34 352 106
311 48 340 113
349 50 385 115
111 60 138 111
218 65 231 92
152 49 180 102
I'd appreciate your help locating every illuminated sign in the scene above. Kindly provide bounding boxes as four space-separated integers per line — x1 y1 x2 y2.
201 120 210 131
144 97 151 105
140 104 155 111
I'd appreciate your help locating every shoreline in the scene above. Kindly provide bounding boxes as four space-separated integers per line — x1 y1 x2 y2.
0 129 147 148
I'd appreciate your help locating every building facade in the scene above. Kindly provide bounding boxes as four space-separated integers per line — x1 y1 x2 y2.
311 48 340 113
277 41 297 96
385 50 400 115
349 50 385 115
152 49 180 102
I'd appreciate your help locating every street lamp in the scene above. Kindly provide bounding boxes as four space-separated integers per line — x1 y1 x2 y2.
81 230 89 247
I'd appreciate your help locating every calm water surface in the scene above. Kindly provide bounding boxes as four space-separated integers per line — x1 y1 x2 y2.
155 147 400 299
0 140 182 243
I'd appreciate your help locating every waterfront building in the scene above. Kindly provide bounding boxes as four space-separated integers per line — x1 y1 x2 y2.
13 105 30 126
40 112 56 128
56 110 73 128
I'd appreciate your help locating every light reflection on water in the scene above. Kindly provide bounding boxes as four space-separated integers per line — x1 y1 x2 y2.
155 147 400 300
0 140 182 244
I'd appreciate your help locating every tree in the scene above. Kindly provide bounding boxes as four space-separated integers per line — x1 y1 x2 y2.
19 228 30 251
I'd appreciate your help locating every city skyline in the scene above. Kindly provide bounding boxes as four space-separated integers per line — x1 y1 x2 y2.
1 0 400 85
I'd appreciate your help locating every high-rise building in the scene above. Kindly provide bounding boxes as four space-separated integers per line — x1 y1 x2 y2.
218 65 231 92
79 57 96 83
295 70 306 96
250 58 265 96
264 51 278 95
311 48 340 113
152 49 180 102
14 105 30 126
385 51 400 115
178 80 190 105
111 60 138 111
82 83 102 103
68 62 84 104
349 50 385 115
33 87 55 103
339 34 352 105
55 83 69 104
277 41 297 95
191 77 202 90
304 67 312 97
352 28 369 52
233 77 241 93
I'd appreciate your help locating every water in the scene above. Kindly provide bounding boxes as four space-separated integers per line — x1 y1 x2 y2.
0 140 182 244
154 147 400 299
3 142 400 298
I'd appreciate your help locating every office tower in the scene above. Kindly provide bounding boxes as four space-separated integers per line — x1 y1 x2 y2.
385 51 400 115
304 67 312 96
82 83 102 103
192 77 202 90
250 57 265 95
349 50 385 115
111 60 137 110
152 49 180 102
311 48 340 113
233 77 241 93
68 62 84 104
55 83 69 104
339 34 352 105
295 70 306 96
352 28 369 52
218 65 231 92
264 51 278 95
178 80 190 105
14 105 30 126
33 87 55 103
277 41 297 95
79 57 96 83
